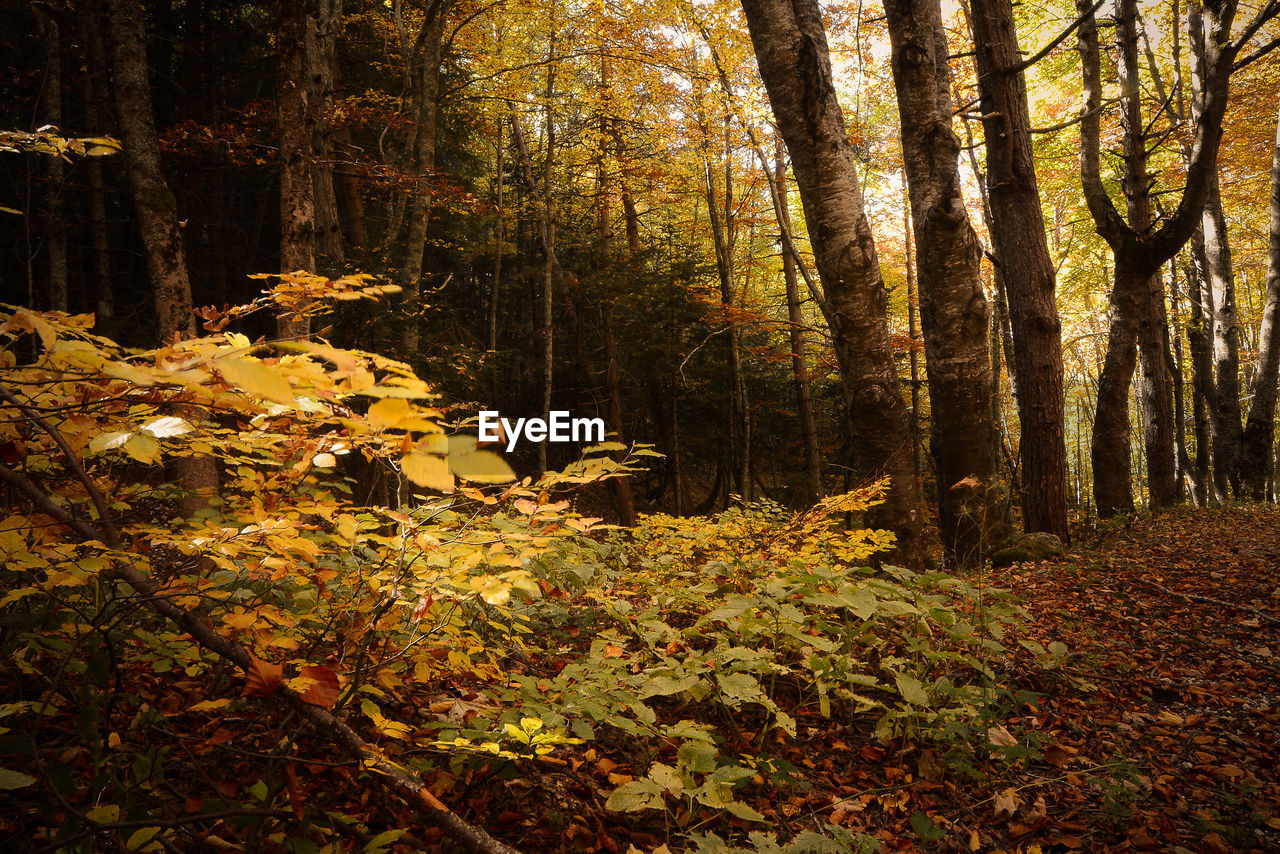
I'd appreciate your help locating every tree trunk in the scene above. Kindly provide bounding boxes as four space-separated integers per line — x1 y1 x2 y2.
80 0 116 336
399 0 450 360
1241 97 1280 499
777 137 822 503
903 177 923 485
739 0 926 566
969 0 1068 541
107 0 218 511
277 0 316 339
1188 252 1216 505
313 0 345 271
1201 177 1244 496
1076 0 1239 516
884 0 1002 565
37 6 68 313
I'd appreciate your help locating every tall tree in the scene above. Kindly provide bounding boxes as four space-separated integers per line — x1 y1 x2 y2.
968 0 1069 541
884 0 1003 564
1241 97 1280 500
107 0 218 509
1078 0 1246 516
277 0 317 338
399 0 452 358
738 0 926 565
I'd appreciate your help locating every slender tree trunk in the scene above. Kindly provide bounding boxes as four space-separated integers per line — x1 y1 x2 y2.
277 0 316 338
739 0 926 566
1168 260 1195 502
903 177 923 485
777 137 822 503
399 0 450 359
705 160 749 502
1242 97 1280 499
107 0 218 511
970 0 1068 540
1188 253 1216 504
1200 177 1244 495
81 0 115 336
884 0 1002 565
37 6 68 312
312 0 344 271
489 133 503 353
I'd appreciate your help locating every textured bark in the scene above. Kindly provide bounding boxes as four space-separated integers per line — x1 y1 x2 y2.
107 0 218 511
1187 253 1216 505
1077 0 1238 516
277 0 316 339
312 0 344 270
1200 177 1244 496
1241 98 1280 500
884 0 1002 565
400 0 450 359
777 138 822 504
903 179 923 484
739 0 926 565
970 0 1068 540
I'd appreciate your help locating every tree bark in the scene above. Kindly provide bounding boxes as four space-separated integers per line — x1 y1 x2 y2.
277 0 316 339
1187 252 1216 505
80 0 116 336
969 0 1069 541
884 0 1002 565
739 0 926 566
1241 97 1280 499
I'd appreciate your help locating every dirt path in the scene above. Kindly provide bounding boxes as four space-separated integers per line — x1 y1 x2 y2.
1005 505 1280 853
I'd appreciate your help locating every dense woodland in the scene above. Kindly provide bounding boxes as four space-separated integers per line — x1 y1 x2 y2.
1 0 1279 850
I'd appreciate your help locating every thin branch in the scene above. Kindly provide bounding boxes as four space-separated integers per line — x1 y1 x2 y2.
1009 0 1107 75
0 383 120 546
1234 33 1280 71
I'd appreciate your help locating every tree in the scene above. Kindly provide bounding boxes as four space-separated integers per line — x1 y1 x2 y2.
277 0 317 339
1078 0 1247 516
968 0 1069 542
739 0 926 565
884 0 1004 564
1241 97 1280 499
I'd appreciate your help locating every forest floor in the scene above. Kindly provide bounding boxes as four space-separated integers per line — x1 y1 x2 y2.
469 506 1280 854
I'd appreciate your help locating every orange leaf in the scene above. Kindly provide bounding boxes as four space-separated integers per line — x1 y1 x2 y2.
242 655 284 698
604 644 626 659
285 762 305 820
298 664 340 709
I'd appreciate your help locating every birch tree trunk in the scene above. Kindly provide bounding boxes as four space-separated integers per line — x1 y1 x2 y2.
1200 178 1244 496
969 0 1069 541
739 0 926 566
884 0 1002 565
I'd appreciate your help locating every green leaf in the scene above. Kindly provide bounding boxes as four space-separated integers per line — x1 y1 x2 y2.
126 827 162 851
605 778 665 812
364 829 407 852
894 673 929 706
677 739 718 774
0 768 36 790
910 810 946 842
647 762 685 795
716 672 762 706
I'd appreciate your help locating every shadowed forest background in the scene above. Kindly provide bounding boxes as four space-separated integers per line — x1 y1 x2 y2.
0 0 1279 850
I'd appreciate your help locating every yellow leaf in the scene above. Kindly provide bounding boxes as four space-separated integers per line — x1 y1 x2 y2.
402 452 452 491
217 357 294 405
189 699 232 712
123 433 162 465
223 612 257 630
448 435 515 484
367 397 410 428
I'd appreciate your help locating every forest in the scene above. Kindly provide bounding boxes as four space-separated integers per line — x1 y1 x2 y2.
1 0 1279 850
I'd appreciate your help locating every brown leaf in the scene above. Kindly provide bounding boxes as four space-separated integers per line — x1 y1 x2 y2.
242 655 284 698
299 664 340 709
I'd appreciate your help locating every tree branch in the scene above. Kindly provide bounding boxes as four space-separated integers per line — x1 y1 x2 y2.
1009 0 1107 75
